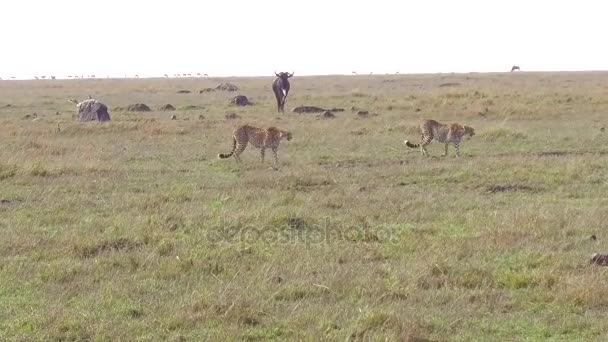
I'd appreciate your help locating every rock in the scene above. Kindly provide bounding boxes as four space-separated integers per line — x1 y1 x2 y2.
215 82 238 91
225 113 240 120
170 114 177 120
74 99 111 121
199 88 216 94
231 95 251 106
126 103 151 112
176 90 191 94
591 253 608 266
357 110 369 116
198 114 205 120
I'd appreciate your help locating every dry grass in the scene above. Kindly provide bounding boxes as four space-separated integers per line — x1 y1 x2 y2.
1 72 608 341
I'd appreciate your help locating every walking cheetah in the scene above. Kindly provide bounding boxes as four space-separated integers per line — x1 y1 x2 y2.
218 125 292 169
404 119 474 156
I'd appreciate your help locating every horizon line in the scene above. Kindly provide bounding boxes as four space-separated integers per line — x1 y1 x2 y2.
2 69 608 81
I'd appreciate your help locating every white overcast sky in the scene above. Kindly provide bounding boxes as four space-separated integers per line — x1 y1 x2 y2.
1 0 607 78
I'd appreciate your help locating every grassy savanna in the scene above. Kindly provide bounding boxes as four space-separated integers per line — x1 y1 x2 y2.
1 72 608 341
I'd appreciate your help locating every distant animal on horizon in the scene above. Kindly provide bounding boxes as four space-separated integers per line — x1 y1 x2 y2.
272 71 293 114
218 125 292 170
204 74 209 77
511 65 521 72
352 71 357 75
404 119 475 157
164 74 169 78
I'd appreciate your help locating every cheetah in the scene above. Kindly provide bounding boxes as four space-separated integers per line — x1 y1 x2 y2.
404 119 475 156
218 125 292 169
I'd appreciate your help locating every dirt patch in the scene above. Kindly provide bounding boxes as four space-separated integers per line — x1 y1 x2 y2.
487 184 540 193
74 237 143 258
225 113 241 120
176 90 191 94
199 88 215 93
287 217 307 230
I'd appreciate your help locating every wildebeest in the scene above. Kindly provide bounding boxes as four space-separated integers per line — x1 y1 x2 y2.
511 65 521 72
272 71 293 113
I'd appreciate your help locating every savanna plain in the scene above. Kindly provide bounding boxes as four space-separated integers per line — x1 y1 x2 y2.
1 72 608 341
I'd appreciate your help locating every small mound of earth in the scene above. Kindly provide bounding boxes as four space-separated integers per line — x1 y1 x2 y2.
292 105 325 114
199 88 216 93
127 103 151 112
439 82 461 87
216 82 239 91
487 184 538 193
318 111 336 119
159 104 175 111
176 90 191 94
225 113 241 120
231 95 251 106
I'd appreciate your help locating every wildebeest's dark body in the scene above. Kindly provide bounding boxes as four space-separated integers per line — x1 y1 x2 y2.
272 71 293 113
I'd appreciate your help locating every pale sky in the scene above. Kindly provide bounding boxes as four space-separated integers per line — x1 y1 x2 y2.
1 0 607 79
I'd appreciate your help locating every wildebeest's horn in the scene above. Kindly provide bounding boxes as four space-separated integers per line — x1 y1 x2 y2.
275 71 279 76
289 71 294 77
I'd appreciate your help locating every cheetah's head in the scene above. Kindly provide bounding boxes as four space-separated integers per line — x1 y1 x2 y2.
464 126 475 138
281 130 292 141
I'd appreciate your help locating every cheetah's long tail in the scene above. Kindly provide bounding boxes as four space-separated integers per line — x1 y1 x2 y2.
404 140 420 148
218 137 237 159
